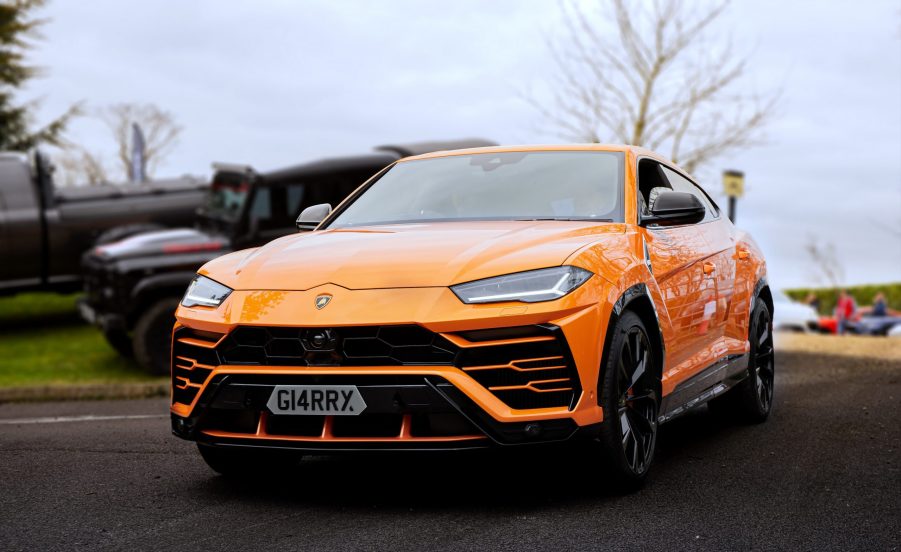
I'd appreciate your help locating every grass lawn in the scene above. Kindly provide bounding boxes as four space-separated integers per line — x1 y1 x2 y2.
0 293 165 388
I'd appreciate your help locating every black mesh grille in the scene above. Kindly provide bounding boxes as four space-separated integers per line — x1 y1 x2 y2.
456 327 579 410
176 324 581 410
217 325 456 366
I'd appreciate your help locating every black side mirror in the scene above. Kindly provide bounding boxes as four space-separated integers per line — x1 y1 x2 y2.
296 203 332 231
644 190 705 226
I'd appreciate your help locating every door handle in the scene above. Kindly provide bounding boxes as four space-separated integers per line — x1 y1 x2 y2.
737 249 750 260
703 262 716 275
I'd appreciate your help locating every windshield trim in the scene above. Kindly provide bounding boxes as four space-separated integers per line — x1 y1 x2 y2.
326 216 617 229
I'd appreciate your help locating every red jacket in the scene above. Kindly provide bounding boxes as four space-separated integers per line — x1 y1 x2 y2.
836 296 855 319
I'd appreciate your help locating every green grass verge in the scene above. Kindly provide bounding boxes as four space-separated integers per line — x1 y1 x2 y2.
785 282 901 316
0 293 165 388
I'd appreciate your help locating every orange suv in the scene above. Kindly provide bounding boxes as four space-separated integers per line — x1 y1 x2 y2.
170 145 773 489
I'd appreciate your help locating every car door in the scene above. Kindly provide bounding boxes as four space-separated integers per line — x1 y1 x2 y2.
638 160 720 385
658 166 736 352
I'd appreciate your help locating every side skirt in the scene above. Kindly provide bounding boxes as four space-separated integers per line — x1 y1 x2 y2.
658 353 749 424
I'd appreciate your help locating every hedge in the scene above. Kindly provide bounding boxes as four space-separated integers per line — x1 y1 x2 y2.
784 283 901 315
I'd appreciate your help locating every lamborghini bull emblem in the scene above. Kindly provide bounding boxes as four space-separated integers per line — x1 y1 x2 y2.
315 294 332 310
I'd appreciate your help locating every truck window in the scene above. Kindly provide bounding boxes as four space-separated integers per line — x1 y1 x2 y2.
250 187 271 219
251 185 306 231
205 176 250 222
286 184 305 219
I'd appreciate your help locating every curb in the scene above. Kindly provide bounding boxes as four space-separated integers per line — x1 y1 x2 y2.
0 382 168 403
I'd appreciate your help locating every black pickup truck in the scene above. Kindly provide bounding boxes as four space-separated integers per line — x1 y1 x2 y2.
0 150 207 296
80 139 495 374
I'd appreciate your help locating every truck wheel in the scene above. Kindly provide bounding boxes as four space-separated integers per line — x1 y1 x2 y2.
102 327 134 358
94 223 164 246
132 297 180 375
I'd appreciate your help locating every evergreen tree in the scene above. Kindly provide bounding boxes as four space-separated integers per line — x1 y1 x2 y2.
0 0 78 151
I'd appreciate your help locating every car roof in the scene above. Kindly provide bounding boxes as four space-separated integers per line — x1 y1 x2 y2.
375 139 498 157
398 143 677 168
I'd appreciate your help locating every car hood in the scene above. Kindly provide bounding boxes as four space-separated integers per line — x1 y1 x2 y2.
203 221 625 290
90 228 229 261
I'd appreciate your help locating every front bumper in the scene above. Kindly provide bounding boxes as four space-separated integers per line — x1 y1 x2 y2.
76 297 127 333
171 284 611 450
172 373 596 451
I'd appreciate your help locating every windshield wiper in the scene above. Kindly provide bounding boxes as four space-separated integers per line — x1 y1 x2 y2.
513 217 614 222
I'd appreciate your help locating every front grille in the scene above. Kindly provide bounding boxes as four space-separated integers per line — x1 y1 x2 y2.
80 255 108 305
218 325 457 366
174 324 581 410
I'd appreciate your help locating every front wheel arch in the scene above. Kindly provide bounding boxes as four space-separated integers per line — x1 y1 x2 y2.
754 278 774 325
599 284 665 404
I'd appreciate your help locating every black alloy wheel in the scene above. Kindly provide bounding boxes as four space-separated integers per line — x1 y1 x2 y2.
709 299 775 423
617 324 658 475
751 306 775 413
595 310 659 490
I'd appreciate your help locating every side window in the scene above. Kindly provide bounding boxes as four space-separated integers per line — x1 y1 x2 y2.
660 166 718 222
248 187 271 222
249 186 294 231
637 159 671 215
286 184 305 219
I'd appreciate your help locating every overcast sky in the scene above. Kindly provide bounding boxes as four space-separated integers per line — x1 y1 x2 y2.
21 0 901 288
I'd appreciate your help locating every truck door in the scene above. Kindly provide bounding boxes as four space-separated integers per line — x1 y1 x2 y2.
0 154 44 288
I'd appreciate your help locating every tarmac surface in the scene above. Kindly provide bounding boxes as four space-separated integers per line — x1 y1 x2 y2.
1 347 899 551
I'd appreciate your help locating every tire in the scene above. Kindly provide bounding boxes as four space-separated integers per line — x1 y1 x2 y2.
94 223 165 246
102 326 133 358
594 310 660 491
197 444 303 478
132 297 180 376
709 299 775 423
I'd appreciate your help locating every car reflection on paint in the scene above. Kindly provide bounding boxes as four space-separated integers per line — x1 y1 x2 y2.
170 144 774 491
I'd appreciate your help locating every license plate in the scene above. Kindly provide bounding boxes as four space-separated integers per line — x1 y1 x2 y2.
266 385 367 416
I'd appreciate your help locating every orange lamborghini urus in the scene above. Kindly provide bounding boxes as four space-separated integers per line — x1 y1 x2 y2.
171 145 774 489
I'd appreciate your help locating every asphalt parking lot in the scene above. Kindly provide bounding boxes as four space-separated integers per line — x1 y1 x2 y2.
1 346 899 551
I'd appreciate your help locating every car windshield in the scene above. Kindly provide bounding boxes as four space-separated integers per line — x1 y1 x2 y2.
325 151 624 228
201 174 250 223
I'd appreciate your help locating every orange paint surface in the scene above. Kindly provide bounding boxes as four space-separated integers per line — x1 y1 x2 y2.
173 145 766 440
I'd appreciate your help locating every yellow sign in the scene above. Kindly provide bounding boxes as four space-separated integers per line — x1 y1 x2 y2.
722 170 745 198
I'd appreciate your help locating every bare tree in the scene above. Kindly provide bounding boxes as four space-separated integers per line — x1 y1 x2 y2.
101 102 183 180
52 102 183 186
530 0 778 173
54 147 108 186
804 237 844 288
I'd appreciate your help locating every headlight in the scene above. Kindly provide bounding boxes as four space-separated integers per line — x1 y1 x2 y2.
451 266 592 304
181 275 232 308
